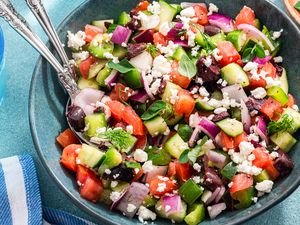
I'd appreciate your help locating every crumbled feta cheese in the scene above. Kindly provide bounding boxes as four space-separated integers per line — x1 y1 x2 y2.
270 151 279 159
157 182 167 192
292 104 299 111
265 77 281 88
273 56 283 63
208 3 219 15
199 86 210 97
137 206 157 223
137 12 160 30
180 7 195 18
255 180 274 193
252 197 258 203
186 30 196 47
237 160 262 175
212 48 223 61
239 141 255 157
192 176 201 184
150 79 162 95
190 87 198 95
75 158 81 165
243 62 259 72
72 51 89 61
177 15 191 30
134 149 148 162
103 52 119 63
104 169 111 174
121 42 127 47
191 45 200 57
156 41 178 58
96 127 107 135
170 88 179 105
195 77 203 85
214 107 227 114
193 163 201 172
251 87 267 99
127 204 137 213
201 139 215 150
248 133 260 142
111 181 118 188
67 30 86 50
147 1 161 15
228 182 233 188
159 22 171 36
271 29 283 40
203 55 213 67
189 112 200 127
228 149 245 164
126 125 133 134
110 191 121 202
142 161 154 173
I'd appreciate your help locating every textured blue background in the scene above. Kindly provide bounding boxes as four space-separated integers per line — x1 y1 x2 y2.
0 0 299 224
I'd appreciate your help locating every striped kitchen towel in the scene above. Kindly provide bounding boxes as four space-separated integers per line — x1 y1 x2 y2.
0 155 96 225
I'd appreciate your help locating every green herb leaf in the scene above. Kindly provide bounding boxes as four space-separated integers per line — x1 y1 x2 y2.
147 44 159 57
141 100 166 121
107 59 135 73
107 24 118 33
178 54 197 78
188 136 208 164
125 161 141 169
254 44 266 58
101 128 137 153
147 147 172 166
179 149 190 164
295 1 300 11
221 162 237 180
267 114 294 134
242 48 255 62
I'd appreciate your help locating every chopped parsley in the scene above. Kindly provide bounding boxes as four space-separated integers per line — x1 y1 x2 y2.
267 114 294 134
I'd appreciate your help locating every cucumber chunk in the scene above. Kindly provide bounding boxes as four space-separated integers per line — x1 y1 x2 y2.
99 189 113 205
124 68 143 89
165 133 189 159
226 30 247 51
216 118 244 137
267 86 288 106
184 203 205 225
161 81 181 103
118 12 131 26
88 34 114 59
170 4 182 13
84 113 107 137
98 147 122 175
77 77 99 90
173 46 188 61
221 63 249 87
254 170 270 182
211 32 226 46
92 19 114 32
112 45 127 59
144 116 168 137
282 107 300 133
179 179 203 205
158 0 177 27
96 65 113 87
88 60 107 79
78 144 105 168
195 98 214 111
279 68 288 94
270 131 296 152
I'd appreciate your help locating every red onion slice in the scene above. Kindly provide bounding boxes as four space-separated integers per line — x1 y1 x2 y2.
130 89 149 103
208 202 227 219
111 25 132 45
198 118 221 139
162 195 182 216
180 2 207 10
241 100 251 133
142 166 168 183
208 13 234 33
221 84 248 102
104 70 119 88
205 186 221 205
253 56 272 65
133 29 154 44
207 150 227 169
188 126 201 148
256 116 269 145
214 186 226 203
141 71 155 100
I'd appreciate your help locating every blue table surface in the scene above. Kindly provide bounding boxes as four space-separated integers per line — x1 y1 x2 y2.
0 0 299 224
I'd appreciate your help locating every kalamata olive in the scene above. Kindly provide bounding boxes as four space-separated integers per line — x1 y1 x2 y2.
212 111 230 122
196 56 220 83
103 164 134 182
67 105 86 131
274 151 294 176
204 25 221 36
127 43 147 59
203 167 223 191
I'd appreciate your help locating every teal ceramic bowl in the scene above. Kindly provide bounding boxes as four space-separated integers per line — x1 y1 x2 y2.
29 1 300 224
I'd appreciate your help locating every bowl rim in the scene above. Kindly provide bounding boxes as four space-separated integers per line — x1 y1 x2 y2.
29 0 300 225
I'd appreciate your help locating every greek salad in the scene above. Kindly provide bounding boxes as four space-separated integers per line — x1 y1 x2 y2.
56 1 300 224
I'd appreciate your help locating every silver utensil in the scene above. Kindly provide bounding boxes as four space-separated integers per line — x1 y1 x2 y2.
25 0 72 72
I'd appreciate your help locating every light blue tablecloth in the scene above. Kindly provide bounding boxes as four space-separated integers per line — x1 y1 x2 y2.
0 0 299 224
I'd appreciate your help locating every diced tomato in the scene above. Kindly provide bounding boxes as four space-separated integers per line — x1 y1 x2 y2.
248 75 267 89
265 163 280 180
135 1 150 12
114 121 127 129
133 135 147 150
85 24 103 42
170 61 191 88
153 32 168 46
167 161 177 177
123 106 146 135
80 176 103 203
149 175 178 196
60 144 81 172
235 6 255 27
217 41 241 67
56 128 79 148
133 168 144 182
219 131 235 149
248 62 277 89
193 5 208 25
78 56 97 79
261 62 277 78
175 161 192 182
106 100 145 135
174 90 196 116
109 83 135 102
233 132 248 149
252 148 272 169
260 97 282 120
230 173 253 195
77 165 97 185
285 94 295 108
106 100 126 121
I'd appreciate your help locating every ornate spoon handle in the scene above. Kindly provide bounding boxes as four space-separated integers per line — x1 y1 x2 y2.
25 0 71 71
0 0 79 99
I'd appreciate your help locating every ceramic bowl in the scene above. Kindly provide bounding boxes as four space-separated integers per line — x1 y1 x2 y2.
29 0 300 224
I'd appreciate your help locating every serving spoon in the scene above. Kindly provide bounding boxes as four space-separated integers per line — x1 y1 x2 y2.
0 0 96 145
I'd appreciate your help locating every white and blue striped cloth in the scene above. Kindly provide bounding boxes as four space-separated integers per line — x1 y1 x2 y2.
0 155 96 225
